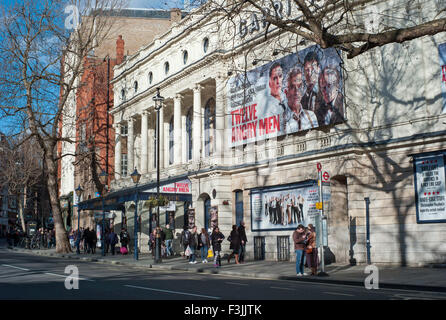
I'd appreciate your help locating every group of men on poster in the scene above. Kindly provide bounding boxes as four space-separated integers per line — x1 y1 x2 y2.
264 193 305 226
261 48 344 133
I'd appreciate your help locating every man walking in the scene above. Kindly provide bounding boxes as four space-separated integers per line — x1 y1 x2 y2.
163 224 174 257
238 221 248 263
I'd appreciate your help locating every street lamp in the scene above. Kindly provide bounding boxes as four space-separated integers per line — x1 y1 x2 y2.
75 185 83 254
153 87 164 264
130 168 141 260
99 170 108 256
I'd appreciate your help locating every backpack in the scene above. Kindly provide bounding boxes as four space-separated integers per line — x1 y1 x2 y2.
182 230 190 245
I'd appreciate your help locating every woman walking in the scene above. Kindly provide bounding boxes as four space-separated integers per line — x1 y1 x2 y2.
305 224 318 276
210 226 225 268
198 228 211 263
227 225 241 264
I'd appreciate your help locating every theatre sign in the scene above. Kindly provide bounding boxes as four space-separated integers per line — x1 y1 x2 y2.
143 179 192 195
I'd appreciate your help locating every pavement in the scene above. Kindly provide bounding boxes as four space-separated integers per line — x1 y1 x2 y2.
3 240 446 293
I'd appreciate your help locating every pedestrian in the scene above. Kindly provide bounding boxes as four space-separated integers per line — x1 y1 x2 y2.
105 230 110 254
293 224 308 276
237 221 248 263
108 229 119 255
198 228 210 263
50 229 56 248
188 226 198 264
46 229 52 249
82 228 89 254
210 226 224 267
163 224 174 257
180 226 191 259
91 228 97 254
227 225 241 264
148 229 156 257
120 228 130 251
305 224 318 276
75 229 81 254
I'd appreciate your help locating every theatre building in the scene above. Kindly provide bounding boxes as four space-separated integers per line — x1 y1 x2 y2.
80 0 446 266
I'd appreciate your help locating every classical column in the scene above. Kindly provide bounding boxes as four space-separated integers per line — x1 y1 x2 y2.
215 76 225 160
141 110 149 174
148 117 155 171
193 85 202 161
164 115 170 168
174 94 182 165
159 105 164 169
114 123 121 179
181 113 187 163
128 118 134 172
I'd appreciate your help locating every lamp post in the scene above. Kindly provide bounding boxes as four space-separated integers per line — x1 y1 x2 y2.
99 170 108 256
130 168 141 260
75 185 83 254
153 87 164 264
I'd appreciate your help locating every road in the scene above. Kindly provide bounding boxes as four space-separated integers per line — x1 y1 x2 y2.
1 248 446 301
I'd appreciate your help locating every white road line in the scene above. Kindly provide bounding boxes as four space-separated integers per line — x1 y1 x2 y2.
124 284 221 299
1 264 30 271
44 272 95 282
270 286 295 291
323 292 355 297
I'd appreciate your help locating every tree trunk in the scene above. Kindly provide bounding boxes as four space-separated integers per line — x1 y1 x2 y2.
45 152 71 253
18 187 27 232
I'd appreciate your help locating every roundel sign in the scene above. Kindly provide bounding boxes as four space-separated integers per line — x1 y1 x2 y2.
322 171 330 182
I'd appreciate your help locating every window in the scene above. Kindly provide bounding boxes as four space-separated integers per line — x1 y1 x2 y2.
164 62 170 75
169 116 174 165
235 190 244 227
121 89 126 101
134 81 138 93
186 108 193 161
120 124 128 136
121 154 128 177
204 98 216 157
183 50 188 65
203 37 209 53
148 72 153 85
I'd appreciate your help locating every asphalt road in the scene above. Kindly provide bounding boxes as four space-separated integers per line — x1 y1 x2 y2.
1 248 446 301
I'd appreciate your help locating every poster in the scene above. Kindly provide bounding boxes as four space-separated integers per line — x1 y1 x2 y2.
228 45 344 147
439 43 446 113
250 181 331 231
209 206 218 231
414 154 446 223
187 209 195 229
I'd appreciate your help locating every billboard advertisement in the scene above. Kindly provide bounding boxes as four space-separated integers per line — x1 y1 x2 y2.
228 45 344 147
250 181 331 231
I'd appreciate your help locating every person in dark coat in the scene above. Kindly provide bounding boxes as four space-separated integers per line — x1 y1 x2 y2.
108 229 119 255
227 225 241 264
120 228 130 250
237 221 248 263
210 226 225 267
188 226 198 264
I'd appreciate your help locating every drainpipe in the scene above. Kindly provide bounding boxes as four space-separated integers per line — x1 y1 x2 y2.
364 197 371 265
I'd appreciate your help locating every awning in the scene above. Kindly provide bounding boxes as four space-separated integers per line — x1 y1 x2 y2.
78 175 192 211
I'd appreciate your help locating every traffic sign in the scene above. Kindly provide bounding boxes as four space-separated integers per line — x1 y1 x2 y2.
317 163 322 172
322 171 330 182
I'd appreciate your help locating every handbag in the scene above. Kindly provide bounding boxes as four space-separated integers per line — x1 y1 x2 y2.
305 247 313 254
207 249 214 258
185 245 192 256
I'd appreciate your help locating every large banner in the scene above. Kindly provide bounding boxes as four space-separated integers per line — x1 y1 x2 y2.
228 45 344 147
439 43 446 113
250 181 331 231
414 154 446 223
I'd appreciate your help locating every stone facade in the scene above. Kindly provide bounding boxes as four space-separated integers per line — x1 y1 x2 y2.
107 1 446 265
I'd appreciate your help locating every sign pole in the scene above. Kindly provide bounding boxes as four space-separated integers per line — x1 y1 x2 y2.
317 166 328 277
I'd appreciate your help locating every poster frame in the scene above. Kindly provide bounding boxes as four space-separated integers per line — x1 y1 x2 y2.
413 151 446 224
250 180 318 232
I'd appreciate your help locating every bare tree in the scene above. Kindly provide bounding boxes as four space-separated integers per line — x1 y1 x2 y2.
195 0 446 59
0 0 125 253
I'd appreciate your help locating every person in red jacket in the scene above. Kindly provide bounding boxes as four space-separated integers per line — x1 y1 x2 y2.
293 224 307 276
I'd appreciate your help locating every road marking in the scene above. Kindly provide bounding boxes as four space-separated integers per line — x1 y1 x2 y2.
1 264 30 271
124 284 221 299
323 292 355 297
270 286 295 291
44 272 95 282
225 282 248 286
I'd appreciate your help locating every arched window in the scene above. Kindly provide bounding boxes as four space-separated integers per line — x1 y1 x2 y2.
204 195 211 231
186 107 193 161
134 81 138 93
164 62 170 75
121 89 126 101
148 72 153 85
204 98 216 157
203 37 209 53
235 190 244 227
183 50 188 65
169 116 174 165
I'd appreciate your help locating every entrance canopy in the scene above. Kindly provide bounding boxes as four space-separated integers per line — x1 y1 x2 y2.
78 176 192 211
